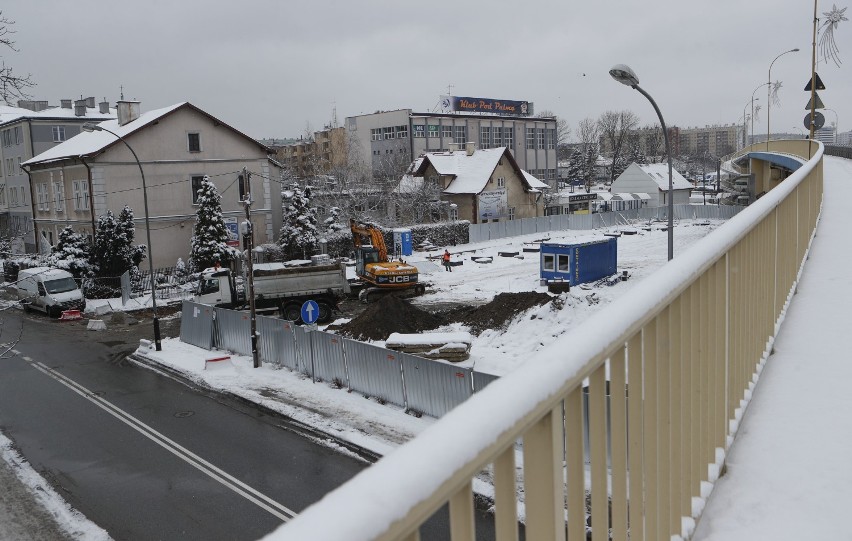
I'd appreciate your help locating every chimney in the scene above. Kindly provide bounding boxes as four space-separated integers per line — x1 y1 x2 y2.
61 99 72 109
34 100 49 111
74 100 87 117
99 100 110 114
16 100 36 111
116 100 141 126
465 141 476 156
85 96 96 108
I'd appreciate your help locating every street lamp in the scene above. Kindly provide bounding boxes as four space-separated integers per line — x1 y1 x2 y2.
82 122 162 351
766 48 799 151
741 99 755 148
750 82 769 146
609 64 674 261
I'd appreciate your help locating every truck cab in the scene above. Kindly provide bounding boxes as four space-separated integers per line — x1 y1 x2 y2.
195 268 242 307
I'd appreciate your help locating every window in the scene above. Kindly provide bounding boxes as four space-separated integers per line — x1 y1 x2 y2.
187 132 201 152
413 125 425 138
543 254 555 271
558 254 570 272
496 177 505 188
73 180 90 210
9 185 18 207
191 175 205 204
37 183 48 211
383 127 394 140
504 127 514 149
14 126 22 145
51 126 66 143
16 157 21 172
537 128 545 149
548 129 556 149
395 125 408 139
19 187 25 205
493 127 503 147
371 128 382 142
454 126 466 145
480 127 492 149
2 129 11 147
428 125 439 138
449 206 458 221
53 181 65 212
508 207 516 220
0 184 5 206
526 127 535 149
442 125 453 139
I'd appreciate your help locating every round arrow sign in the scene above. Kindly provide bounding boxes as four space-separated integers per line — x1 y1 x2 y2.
805 111 825 130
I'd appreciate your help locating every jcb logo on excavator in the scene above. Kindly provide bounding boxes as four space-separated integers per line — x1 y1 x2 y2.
388 275 410 283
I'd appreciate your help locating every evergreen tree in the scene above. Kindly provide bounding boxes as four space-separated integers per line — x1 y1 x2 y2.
626 140 646 169
324 206 344 234
189 176 234 272
49 226 92 278
118 205 147 267
566 148 584 186
279 182 318 259
90 210 134 277
581 144 598 192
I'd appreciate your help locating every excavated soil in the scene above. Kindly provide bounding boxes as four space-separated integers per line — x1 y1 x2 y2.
337 291 554 341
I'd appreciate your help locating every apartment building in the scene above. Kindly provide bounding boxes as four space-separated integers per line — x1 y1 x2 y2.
276 126 347 178
0 98 115 253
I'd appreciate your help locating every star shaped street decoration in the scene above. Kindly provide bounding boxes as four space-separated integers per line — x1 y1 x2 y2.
819 4 848 67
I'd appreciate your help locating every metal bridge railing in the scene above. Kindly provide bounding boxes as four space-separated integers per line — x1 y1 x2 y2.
267 141 824 541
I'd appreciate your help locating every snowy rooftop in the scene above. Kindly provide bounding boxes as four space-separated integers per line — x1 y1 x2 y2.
23 103 185 166
635 163 693 190
0 104 116 127
413 147 548 194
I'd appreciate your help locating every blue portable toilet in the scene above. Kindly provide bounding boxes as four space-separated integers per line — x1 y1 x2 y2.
540 237 617 285
393 228 413 257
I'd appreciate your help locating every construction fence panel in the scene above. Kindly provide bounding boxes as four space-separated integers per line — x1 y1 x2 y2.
493 221 508 240
468 224 485 244
343 339 406 408
292 325 313 376
257 315 297 367
214 307 251 355
180 301 215 350
472 371 500 393
521 217 537 235
310 330 348 385
401 353 473 418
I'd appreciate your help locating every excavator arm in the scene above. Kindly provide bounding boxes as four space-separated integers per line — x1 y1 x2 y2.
349 218 388 262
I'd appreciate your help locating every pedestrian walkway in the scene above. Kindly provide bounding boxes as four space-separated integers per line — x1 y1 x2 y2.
693 155 852 539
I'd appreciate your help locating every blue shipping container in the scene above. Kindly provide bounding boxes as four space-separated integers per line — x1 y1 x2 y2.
540 238 617 285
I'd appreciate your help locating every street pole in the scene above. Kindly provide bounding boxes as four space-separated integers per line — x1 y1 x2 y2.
242 166 260 368
82 123 161 350
767 48 800 151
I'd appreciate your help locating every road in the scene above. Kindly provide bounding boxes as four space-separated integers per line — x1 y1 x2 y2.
0 304 500 540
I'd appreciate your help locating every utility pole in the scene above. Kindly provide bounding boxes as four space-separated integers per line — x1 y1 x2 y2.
242 167 260 368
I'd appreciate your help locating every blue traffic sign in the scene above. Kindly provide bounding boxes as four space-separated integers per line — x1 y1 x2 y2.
301 300 319 324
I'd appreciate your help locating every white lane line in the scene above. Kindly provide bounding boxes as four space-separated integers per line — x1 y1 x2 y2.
26 360 297 522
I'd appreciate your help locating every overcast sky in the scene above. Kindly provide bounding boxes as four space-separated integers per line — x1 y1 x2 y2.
5 0 849 141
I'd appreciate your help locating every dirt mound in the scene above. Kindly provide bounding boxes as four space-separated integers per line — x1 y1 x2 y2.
338 294 443 341
458 291 553 335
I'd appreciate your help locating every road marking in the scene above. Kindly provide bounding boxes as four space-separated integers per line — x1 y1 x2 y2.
25 359 297 522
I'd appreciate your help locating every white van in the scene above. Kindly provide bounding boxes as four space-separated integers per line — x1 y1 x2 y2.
17 267 85 317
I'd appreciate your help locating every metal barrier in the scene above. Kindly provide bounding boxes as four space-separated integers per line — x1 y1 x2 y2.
273 140 824 540
256 316 294 367
213 307 251 356
309 330 348 385
343 340 407 409
401 354 472 418
179 301 215 350
472 371 499 393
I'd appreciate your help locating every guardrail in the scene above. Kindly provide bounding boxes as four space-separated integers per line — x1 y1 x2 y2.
268 140 824 540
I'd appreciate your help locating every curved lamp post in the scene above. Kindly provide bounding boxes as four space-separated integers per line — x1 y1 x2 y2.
609 64 674 261
766 48 799 151
82 122 161 351
741 98 756 148
750 82 769 146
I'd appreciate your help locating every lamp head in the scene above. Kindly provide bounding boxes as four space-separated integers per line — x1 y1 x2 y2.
609 64 639 87
81 122 103 133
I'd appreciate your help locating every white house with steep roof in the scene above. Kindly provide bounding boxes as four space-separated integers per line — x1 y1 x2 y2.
610 163 693 208
406 145 548 224
22 101 282 268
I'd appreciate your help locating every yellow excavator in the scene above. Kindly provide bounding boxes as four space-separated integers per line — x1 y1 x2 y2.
349 218 424 301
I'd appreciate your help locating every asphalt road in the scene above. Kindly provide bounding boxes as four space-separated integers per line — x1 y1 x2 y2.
0 305 502 540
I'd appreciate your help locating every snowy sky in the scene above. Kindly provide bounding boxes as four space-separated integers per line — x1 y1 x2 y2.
5 1 850 140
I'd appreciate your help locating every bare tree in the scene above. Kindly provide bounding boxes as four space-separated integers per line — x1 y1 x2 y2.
576 118 600 192
0 12 34 104
643 124 665 163
598 110 639 182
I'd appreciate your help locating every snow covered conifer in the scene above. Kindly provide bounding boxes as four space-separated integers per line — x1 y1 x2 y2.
190 175 234 272
49 226 92 278
324 206 344 233
279 182 318 259
90 210 128 276
118 205 147 268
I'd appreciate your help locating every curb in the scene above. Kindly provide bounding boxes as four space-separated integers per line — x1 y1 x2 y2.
128 353 382 464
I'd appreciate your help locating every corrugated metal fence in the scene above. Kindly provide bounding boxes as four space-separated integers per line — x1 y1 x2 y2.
468 204 743 243
181 301 498 419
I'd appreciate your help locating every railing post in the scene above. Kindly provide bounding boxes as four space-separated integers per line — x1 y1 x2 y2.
523 406 565 540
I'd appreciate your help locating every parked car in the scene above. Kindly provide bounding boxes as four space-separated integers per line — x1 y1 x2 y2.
17 267 85 317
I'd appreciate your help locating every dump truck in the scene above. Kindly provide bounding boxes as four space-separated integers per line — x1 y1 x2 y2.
194 260 350 324
350 218 423 301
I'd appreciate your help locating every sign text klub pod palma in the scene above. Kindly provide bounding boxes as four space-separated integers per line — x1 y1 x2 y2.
452 96 530 116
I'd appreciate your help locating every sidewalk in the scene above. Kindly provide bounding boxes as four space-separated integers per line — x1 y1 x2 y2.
693 156 852 539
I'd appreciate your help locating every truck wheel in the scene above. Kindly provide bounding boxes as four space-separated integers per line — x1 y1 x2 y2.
281 303 302 323
317 302 333 324
22 302 31 313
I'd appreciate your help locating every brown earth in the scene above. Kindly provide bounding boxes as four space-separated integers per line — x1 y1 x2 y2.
336 291 554 341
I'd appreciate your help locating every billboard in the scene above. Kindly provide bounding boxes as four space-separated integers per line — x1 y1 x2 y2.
224 217 240 247
441 95 531 116
478 189 507 220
